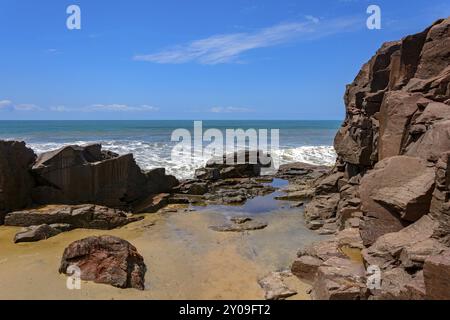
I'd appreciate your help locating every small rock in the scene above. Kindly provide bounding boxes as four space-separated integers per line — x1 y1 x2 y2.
230 217 252 224
258 272 297 300
290 202 304 208
14 224 61 243
210 219 268 232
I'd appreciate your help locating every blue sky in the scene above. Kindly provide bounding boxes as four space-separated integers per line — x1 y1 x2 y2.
0 0 448 120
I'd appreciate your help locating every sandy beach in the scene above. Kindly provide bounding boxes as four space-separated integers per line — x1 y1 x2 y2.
0 202 324 300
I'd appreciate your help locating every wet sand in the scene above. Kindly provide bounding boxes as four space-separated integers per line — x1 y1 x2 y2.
0 192 324 300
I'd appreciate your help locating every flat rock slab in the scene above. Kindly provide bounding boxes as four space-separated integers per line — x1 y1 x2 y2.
210 218 268 232
5 204 142 230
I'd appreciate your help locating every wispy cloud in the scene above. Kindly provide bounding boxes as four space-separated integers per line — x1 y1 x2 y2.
134 16 362 65
45 48 62 55
85 104 159 112
0 100 42 111
1 100 159 113
209 106 253 113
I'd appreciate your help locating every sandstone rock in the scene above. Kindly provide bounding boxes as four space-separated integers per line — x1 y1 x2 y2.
430 152 450 244
311 257 367 300
423 250 450 300
5 204 142 229
258 272 297 300
405 120 450 162
315 172 344 195
304 193 340 223
194 167 220 180
31 144 177 208
132 193 170 213
209 218 268 232
359 156 434 245
291 255 322 282
275 190 314 201
201 150 272 179
378 92 422 160
14 224 61 243
298 239 345 262
371 268 426 300
0 141 36 224
59 236 146 290
362 215 441 270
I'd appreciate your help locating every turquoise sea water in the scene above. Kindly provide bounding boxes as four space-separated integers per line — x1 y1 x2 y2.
0 120 340 179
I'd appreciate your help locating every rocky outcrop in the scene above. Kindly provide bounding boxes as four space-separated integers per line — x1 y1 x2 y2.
5 204 142 230
359 156 435 246
59 236 147 290
195 150 272 180
0 141 36 224
31 144 178 209
293 17 450 300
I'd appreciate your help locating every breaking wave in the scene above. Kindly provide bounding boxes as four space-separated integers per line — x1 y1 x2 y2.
28 140 336 180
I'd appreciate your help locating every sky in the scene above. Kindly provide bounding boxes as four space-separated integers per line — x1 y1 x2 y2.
0 0 448 120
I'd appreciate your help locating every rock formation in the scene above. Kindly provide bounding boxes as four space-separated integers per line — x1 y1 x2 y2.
0 142 179 227
31 144 178 208
59 236 147 290
293 17 450 300
5 204 142 230
0 141 36 224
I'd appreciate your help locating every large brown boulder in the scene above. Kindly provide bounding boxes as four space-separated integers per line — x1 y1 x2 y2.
0 141 36 224
359 156 435 245
31 144 178 209
59 236 147 290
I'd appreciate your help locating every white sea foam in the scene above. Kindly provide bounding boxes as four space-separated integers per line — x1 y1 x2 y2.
28 141 336 179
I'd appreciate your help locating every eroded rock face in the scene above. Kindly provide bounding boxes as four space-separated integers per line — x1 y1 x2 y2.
59 236 147 290
335 18 450 170
0 141 36 224
359 156 435 245
31 144 178 209
293 17 450 300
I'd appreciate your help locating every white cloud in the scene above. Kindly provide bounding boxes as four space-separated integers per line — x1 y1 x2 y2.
305 15 320 24
14 104 42 111
134 16 361 65
50 106 71 112
85 104 160 112
0 100 42 111
0 100 13 109
209 106 253 113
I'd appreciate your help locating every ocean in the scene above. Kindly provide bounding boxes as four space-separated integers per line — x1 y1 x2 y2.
0 120 340 179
